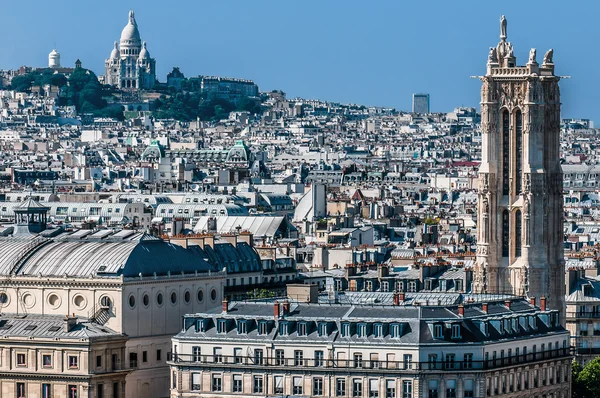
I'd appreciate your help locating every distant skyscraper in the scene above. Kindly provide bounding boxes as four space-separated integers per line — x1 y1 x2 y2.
474 16 564 320
412 93 430 114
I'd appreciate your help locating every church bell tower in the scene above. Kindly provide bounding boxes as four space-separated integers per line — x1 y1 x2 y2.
473 16 565 319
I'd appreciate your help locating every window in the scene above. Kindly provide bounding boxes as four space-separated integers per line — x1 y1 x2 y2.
515 210 522 257
369 379 379 397
335 378 346 397
237 320 247 334
129 352 137 368
428 379 438 398
95 355 102 368
192 346 201 362
464 353 473 369
254 349 264 365
446 379 456 398
279 322 289 336
516 110 523 193
502 209 509 257
298 322 307 336
217 319 227 334
17 383 26 398
274 376 284 394
293 376 303 394
43 354 52 367
391 323 400 338
354 353 364 368
294 350 304 366
142 351 147 363
213 347 222 363
275 349 284 365
191 373 201 391
95 384 101 398
170 292 177 304
313 377 324 396
315 350 324 367
17 353 26 366
358 323 367 337
374 324 383 337
342 323 351 337
502 110 509 195
211 374 222 392
428 354 438 369
451 324 461 339
68 385 78 398
318 322 328 336
113 382 119 398
258 321 268 335
232 374 242 393
445 354 455 369
68 355 78 369
434 324 443 338
156 349 162 361
386 380 396 398
464 379 474 398
402 380 412 398
353 378 363 397
253 376 263 394
403 354 413 369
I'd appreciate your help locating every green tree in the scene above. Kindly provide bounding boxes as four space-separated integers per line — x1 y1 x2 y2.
10 74 35 92
574 358 600 397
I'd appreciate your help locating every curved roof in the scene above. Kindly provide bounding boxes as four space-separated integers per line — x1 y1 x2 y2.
0 232 216 278
120 10 141 45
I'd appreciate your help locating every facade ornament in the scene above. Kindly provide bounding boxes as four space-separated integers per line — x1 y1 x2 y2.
500 15 507 39
543 49 553 64
488 47 498 64
528 48 537 64
523 197 530 216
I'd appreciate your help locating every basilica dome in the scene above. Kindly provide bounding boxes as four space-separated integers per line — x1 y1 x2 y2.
138 42 150 60
110 41 119 59
120 10 141 45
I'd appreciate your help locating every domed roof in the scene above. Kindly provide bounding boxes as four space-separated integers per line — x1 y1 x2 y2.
120 10 141 44
49 49 60 58
110 41 119 59
138 42 150 60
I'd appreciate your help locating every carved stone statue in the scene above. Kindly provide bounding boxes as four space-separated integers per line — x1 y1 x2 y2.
528 48 537 64
543 48 554 64
488 47 498 64
500 15 507 39
507 43 514 58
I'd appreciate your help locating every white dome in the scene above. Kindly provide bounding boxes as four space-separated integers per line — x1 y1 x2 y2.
110 41 119 59
120 10 141 44
138 42 150 60
48 49 61 68
49 49 60 57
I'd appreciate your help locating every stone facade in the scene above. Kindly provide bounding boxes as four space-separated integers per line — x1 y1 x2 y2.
474 16 565 321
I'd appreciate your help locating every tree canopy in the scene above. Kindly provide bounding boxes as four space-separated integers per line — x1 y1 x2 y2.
153 91 260 122
573 358 600 398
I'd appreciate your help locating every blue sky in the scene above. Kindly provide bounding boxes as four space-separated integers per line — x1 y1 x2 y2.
2 0 598 120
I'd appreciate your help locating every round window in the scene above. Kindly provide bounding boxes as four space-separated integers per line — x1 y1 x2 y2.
129 295 136 308
157 293 163 306
22 293 35 309
184 291 191 304
197 289 204 303
48 294 60 308
0 292 8 305
143 294 149 307
100 296 112 308
73 295 86 309
210 288 217 302
171 292 177 304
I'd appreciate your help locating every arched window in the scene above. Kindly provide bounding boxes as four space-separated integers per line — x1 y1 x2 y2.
502 110 510 195
502 209 509 257
515 210 522 257
515 110 523 193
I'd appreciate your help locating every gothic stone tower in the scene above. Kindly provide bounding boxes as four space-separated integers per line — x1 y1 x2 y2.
474 16 565 318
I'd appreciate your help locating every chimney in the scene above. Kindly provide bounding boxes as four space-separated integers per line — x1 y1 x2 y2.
282 300 290 315
482 303 488 314
64 313 77 333
274 301 280 319
505 299 511 310
222 298 229 313
540 296 547 311
399 292 406 302
346 263 356 278
529 297 536 307
393 292 399 306
378 264 389 278
458 304 464 317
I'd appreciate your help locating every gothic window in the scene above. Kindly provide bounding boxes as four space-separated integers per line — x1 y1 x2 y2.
502 110 510 195
502 209 509 257
515 110 523 193
515 210 522 257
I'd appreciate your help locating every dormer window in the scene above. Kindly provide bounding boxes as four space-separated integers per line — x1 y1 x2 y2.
298 322 307 337
217 319 227 334
374 324 383 338
504 319 511 333
434 324 443 339
451 324 461 339
237 320 247 335
357 323 367 337
279 322 289 336
318 322 328 337
342 323 351 337
391 323 400 338
196 319 206 333
258 321 268 335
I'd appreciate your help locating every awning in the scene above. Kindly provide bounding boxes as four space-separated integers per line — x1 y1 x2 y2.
151 217 164 223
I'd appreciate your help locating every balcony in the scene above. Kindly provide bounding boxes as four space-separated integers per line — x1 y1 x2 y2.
567 311 600 320
166 348 572 372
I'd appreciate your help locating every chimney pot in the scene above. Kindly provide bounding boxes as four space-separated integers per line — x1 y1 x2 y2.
393 292 399 306
505 300 511 310
222 298 228 313
399 292 406 302
482 303 488 314
540 296 547 311
282 300 290 315
458 304 464 316
274 301 280 319
530 297 536 307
